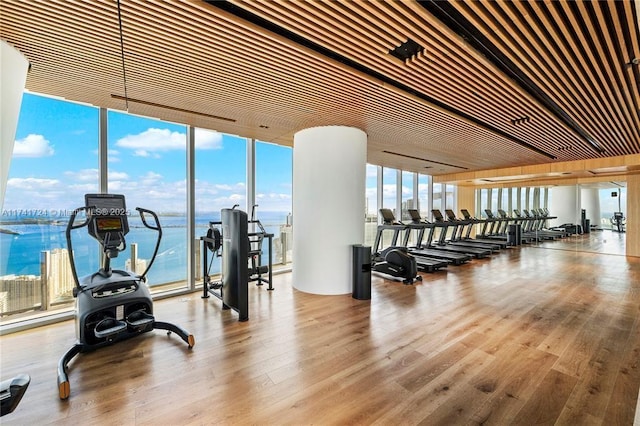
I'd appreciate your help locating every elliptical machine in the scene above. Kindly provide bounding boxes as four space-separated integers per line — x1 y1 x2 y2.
57 193 194 400
372 209 421 284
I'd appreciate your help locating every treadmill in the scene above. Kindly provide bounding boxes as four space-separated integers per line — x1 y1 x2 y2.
430 210 492 258
404 209 472 265
459 209 509 249
376 209 448 272
443 209 502 251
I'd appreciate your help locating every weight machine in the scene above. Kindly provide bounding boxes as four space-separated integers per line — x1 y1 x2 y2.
201 206 273 322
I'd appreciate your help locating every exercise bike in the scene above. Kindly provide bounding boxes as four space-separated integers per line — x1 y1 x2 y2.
57 193 195 400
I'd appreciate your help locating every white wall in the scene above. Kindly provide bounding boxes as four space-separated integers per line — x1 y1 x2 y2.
549 185 580 227
1 40 29 210
580 187 601 229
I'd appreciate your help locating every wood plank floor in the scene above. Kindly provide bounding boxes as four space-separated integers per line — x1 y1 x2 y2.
1 231 639 425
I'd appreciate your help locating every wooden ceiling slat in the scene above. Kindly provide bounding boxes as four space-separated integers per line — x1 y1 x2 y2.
617 0 640 152
504 0 621 144
399 2 589 159
469 2 636 156
120 2 536 168
1 0 637 176
496 0 635 155
376 2 596 159
245 0 592 160
461 0 612 156
592 1 640 141
356 0 587 155
537 1 631 150
572 1 639 148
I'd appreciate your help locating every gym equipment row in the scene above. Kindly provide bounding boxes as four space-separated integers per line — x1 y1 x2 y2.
371 206 571 285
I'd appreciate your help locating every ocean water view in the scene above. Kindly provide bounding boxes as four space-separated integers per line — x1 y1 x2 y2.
0 211 290 286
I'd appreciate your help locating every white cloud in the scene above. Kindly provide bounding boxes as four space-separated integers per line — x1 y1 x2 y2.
141 172 163 186
13 134 54 157
195 128 223 150
7 177 60 190
110 171 130 180
116 128 184 152
69 183 99 192
108 149 121 163
115 128 222 156
65 169 98 182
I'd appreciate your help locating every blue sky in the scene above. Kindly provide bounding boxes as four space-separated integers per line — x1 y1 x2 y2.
6 93 292 214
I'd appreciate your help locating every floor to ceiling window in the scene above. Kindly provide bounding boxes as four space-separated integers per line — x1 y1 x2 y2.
401 171 414 222
364 164 378 247
382 167 397 217
418 174 430 220
1 94 98 318
194 132 247 285
432 183 443 221
255 140 292 269
600 187 627 230
106 111 188 292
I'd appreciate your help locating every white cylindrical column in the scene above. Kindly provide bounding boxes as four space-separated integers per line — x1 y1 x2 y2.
1 40 29 210
549 185 579 227
292 126 367 295
580 187 601 229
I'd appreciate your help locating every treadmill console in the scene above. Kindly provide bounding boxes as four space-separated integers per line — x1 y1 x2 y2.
445 209 457 221
407 209 422 223
379 208 398 225
431 209 445 222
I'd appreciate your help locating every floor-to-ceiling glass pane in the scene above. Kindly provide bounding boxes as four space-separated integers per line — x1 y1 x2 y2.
432 183 443 219
107 111 188 292
445 184 456 212
1 94 98 319
520 187 529 212
401 171 414 221
500 188 509 212
479 188 489 217
491 188 500 216
381 167 398 247
401 171 416 245
256 140 292 271
365 164 378 247
418 174 430 220
600 187 627 231
194 132 246 285
382 167 397 216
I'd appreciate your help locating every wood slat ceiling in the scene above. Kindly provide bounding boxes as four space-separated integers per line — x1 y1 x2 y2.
1 0 638 178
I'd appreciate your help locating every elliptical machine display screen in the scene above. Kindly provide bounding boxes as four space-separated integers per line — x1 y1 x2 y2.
84 194 130 241
96 217 123 232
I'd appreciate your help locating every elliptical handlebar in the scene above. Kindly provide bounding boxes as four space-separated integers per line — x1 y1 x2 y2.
66 206 93 292
135 207 162 280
